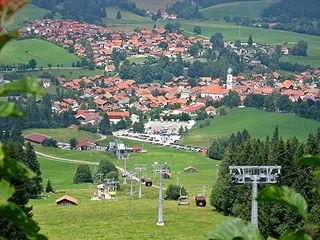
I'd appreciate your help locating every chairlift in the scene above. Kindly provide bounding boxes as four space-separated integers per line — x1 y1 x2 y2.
145 178 152 187
195 194 206 207
178 185 190 206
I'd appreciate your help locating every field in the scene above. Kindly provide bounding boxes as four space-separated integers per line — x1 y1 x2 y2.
179 20 320 68
31 195 227 240
22 128 100 143
0 39 80 67
5 4 49 30
200 0 280 19
181 108 320 148
103 7 154 31
1 68 106 80
132 0 179 11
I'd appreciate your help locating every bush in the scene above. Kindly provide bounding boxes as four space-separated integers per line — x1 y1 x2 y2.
42 138 58 148
165 184 187 200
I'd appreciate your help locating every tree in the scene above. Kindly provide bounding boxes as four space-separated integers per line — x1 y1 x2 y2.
28 59 37 69
292 40 308 56
193 26 202 34
272 125 279 143
73 164 93 184
98 160 117 179
165 184 187 200
69 137 77 149
24 143 42 198
45 180 53 193
248 34 253 47
234 40 241 48
222 91 240 108
210 33 224 49
99 114 111 135
41 138 58 148
116 10 122 19
132 121 144 133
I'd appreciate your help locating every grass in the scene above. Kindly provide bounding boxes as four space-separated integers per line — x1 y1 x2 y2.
0 39 80 67
22 128 100 143
5 4 49 30
200 0 280 19
181 108 320 148
1 68 106 80
103 7 154 31
179 19 320 68
132 0 179 11
31 196 227 240
30 129 219 196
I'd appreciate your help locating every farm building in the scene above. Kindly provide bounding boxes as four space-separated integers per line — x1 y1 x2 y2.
24 133 52 144
55 195 78 206
106 112 130 123
184 166 198 173
76 138 97 150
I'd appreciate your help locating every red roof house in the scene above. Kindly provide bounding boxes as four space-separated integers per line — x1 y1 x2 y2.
24 133 52 144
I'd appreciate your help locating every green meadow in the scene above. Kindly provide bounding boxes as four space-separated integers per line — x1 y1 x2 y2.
5 4 50 30
132 0 179 11
181 108 320 148
23 128 100 143
200 0 280 19
31 196 227 240
0 39 80 67
180 20 320 68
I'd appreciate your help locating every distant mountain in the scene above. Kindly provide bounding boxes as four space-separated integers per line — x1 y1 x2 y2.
31 0 145 24
263 0 320 19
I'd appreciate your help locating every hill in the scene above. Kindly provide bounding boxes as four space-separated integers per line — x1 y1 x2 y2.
0 39 80 67
5 4 49 30
200 0 280 19
180 20 320 68
22 128 100 143
263 0 320 19
181 108 320 148
132 0 179 11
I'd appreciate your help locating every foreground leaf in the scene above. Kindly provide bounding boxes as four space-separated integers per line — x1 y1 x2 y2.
0 146 35 180
0 77 43 96
0 203 47 240
279 229 313 240
257 186 308 220
0 31 19 52
296 155 320 167
313 188 320 199
0 180 14 204
206 218 265 240
0 101 25 117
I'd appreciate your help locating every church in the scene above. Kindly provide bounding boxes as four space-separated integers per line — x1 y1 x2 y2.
201 67 233 99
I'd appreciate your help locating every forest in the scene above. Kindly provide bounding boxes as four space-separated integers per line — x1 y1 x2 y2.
210 128 320 238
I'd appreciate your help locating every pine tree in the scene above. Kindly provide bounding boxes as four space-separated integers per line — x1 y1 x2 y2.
73 164 93 183
99 114 111 135
46 180 53 193
69 137 77 149
248 34 253 47
272 125 279 143
116 10 122 20
24 142 42 198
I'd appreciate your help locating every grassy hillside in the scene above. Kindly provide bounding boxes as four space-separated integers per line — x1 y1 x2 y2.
31 196 227 240
30 133 219 195
23 128 100 143
179 20 320 68
181 108 320 148
0 39 80 67
5 4 49 30
200 0 280 19
104 7 154 31
132 0 179 11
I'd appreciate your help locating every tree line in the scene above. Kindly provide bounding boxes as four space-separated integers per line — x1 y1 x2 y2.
210 127 320 238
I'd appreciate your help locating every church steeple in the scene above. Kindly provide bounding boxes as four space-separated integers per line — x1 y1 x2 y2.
227 67 233 90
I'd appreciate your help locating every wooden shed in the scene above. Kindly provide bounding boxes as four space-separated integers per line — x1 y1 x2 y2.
55 195 78 206
184 166 198 173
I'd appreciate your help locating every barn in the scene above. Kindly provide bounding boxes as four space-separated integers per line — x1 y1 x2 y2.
55 195 78 206
184 166 198 173
24 133 52 144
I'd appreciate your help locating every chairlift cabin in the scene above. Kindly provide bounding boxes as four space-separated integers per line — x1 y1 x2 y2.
195 194 206 207
145 178 152 187
178 196 190 206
